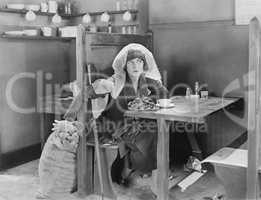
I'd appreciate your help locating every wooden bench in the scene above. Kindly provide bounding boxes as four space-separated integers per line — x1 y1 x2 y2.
202 147 261 199
201 17 261 199
74 25 154 199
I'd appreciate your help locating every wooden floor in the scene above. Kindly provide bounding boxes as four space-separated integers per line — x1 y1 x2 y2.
0 160 226 200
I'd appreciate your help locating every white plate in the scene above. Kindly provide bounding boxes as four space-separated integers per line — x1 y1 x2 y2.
4 31 24 36
172 106 191 113
24 29 39 36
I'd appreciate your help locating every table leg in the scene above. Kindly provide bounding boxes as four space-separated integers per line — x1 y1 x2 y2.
156 118 171 200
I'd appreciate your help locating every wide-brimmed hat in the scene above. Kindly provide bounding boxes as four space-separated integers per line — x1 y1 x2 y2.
126 49 148 71
112 43 162 81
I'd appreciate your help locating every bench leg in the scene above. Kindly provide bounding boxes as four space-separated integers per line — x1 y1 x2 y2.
94 148 118 199
77 137 94 197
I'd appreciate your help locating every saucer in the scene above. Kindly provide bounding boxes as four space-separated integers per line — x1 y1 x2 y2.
172 106 190 113
157 103 175 108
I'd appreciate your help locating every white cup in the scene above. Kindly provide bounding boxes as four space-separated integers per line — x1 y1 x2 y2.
157 99 172 107
90 26 97 32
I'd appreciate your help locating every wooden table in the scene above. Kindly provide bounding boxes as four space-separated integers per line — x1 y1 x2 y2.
124 96 240 200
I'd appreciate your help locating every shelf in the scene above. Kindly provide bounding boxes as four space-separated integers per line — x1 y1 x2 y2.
0 7 78 19
0 8 139 18
1 33 74 42
68 9 139 17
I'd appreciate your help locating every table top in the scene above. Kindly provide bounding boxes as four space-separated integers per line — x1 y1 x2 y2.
39 95 239 123
124 96 239 123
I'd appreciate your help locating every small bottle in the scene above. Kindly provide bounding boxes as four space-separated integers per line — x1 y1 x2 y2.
122 26 126 34
115 0 121 11
108 23 112 33
195 81 199 95
64 0 68 14
67 1 72 15
41 1 48 12
186 88 191 98
127 26 132 34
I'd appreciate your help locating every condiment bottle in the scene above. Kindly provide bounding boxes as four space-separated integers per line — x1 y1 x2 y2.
133 25 137 34
127 26 132 34
122 26 126 34
186 87 191 98
67 1 72 15
108 23 112 33
195 81 199 95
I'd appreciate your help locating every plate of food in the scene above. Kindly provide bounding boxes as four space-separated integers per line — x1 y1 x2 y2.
128 97 159 111
157 103 175 109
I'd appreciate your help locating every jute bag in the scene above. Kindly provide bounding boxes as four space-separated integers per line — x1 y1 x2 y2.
37 120 83 199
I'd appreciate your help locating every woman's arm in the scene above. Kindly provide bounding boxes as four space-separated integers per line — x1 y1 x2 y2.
63 77 115 121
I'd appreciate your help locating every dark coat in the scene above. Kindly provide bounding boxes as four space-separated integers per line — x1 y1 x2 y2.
96 74 168 173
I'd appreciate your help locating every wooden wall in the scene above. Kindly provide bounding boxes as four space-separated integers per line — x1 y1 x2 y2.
150 0 248 156
149 0 248 98
152 23 248 97
0 0 248 164
0 37 70 153
0 0 148 158
0 0 71 155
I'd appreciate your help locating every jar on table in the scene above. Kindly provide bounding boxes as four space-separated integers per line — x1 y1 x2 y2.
122 26 126 34
64 0 72 15
115 0 121 11
127 26 132 34
108 23 112 33
48 1 58 13
40 2 48 12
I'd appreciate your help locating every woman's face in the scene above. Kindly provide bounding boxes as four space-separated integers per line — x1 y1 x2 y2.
126 58 144 79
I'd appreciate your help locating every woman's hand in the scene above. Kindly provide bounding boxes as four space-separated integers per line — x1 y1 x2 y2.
64 94 83 121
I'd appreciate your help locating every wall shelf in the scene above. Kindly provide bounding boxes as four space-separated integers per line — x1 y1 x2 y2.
74 9 138 17
0 8 78 19
0 8 139 18
0 33 74 42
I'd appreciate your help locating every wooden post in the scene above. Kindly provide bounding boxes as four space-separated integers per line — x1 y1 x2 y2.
76 24 93 197
247 17 261 199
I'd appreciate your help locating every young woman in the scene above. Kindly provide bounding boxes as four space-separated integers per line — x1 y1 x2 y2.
64 43 168 184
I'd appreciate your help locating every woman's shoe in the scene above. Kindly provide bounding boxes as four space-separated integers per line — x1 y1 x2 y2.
120 169 135 187
140 172 152 178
